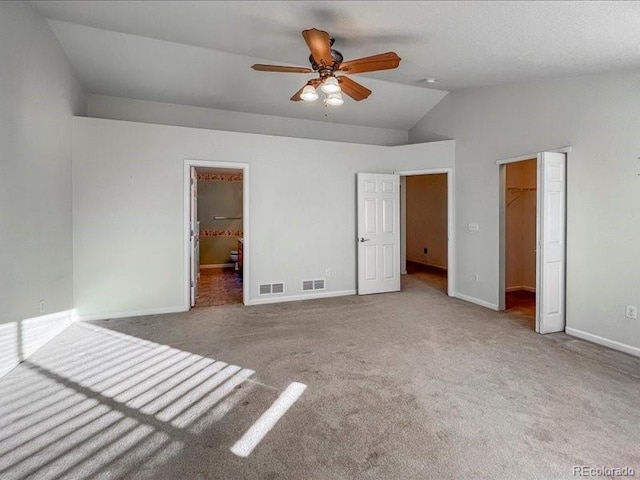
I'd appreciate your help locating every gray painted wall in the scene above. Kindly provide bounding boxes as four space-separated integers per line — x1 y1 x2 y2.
72 117 453 318
0 1 86 375
410 69 640 353
88 94 409 146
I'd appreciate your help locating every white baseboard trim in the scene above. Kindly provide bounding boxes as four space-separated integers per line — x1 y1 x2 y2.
565 327 640 358
77 306 188 322
506 285 536 293
246 290 356 306
453 292 499 311
0 309 78 378
200 263 234 269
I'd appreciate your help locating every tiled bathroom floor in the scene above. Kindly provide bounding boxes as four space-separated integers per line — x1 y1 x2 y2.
195 267 243 307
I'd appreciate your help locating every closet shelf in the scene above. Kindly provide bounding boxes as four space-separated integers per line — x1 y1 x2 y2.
506 187 536 207
213 216 242 220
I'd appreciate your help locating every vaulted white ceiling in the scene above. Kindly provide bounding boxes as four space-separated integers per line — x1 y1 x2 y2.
30 1 640 130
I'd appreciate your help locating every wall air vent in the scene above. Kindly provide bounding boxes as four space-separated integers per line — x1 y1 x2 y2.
259 283 285 295
302 278 326 292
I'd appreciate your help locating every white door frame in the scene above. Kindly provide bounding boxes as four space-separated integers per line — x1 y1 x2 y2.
183 159 250 308
496 147 570 328
189 166 199 307
395 168 455 297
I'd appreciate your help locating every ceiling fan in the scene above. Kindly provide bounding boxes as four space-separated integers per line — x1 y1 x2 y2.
251 28 401 106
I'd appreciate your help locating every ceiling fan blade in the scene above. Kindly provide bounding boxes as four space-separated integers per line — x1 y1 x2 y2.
290 85 306 102
302 28 332 67
290 79 322 101
252 64 313 73
337 76 371 101
337 52 401 74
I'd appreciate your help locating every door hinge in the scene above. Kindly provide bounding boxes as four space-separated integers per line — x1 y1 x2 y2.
190 229 194 237
191 280 194 287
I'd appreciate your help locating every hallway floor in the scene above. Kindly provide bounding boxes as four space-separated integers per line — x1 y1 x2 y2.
405 261 448 294
195 267 243 307
506 290 536 329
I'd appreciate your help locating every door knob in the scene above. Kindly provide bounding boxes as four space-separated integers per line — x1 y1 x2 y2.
359 238 370 242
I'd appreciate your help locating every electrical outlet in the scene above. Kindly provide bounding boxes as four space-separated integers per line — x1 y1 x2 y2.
423 247 428 254
626 305 638 320
468 223 480 232
471 273 479 282
39 300 45 314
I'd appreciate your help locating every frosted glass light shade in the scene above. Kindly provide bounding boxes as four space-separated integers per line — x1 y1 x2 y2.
320 76 341 94
325 91 344 106
300 84 319 101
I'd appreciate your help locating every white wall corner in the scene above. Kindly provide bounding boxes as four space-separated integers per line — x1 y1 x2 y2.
0 309 79 379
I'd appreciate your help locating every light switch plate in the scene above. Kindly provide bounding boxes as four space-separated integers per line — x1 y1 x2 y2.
468 223 479 231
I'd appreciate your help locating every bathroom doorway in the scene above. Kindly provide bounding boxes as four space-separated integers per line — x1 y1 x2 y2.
184 160 249 309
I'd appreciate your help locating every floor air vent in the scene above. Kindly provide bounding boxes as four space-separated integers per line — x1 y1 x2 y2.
302 278 326 292
259 283 285 295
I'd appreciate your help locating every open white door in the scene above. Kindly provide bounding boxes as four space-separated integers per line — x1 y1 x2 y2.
189 167 199 307
357 173 400 295
536 152 566 333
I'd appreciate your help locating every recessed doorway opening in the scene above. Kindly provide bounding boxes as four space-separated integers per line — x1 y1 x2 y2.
498 150 568 334
504 159 537 326
397 168 455 297
184 160 250 309
195 167 244 307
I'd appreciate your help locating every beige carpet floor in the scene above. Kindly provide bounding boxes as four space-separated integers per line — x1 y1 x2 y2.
1 273 639 479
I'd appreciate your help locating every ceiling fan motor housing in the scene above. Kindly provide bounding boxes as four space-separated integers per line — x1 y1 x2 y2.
309 48 344 74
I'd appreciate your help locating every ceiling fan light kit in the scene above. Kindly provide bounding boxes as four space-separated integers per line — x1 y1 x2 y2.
320 76 340 94
300 84 319 101
251 28 401 105
325 91 344 106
